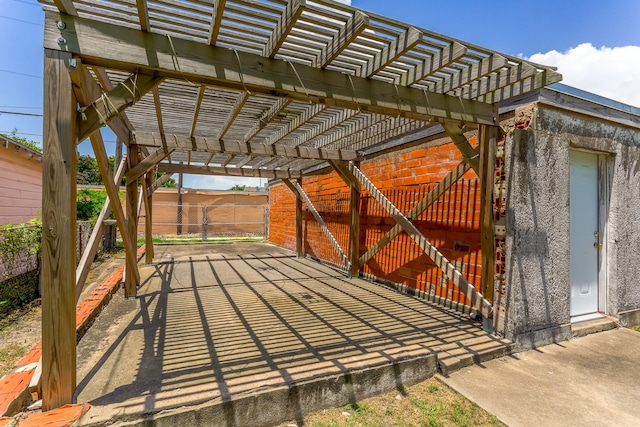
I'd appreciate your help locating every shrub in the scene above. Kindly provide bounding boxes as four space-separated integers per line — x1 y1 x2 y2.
0 219 42 320
77 188 107 220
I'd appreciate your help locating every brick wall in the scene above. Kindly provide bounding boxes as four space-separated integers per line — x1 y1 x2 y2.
269 136 483 307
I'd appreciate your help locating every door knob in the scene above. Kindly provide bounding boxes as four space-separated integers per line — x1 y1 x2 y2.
593 242 602 249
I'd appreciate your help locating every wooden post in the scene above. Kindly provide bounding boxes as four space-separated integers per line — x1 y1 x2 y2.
348 161 361 278
125 144 140 297
479 125 498 305
177 171 183 235
143 172 154 264
41 49 77 411
295 178 303 257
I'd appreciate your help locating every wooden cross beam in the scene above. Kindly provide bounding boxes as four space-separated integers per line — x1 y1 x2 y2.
77 73 163 142
132 132 362 161
328 160 361 277
442 123 480 173
126 146 175 182
75 155 127 301
89 132 140 287
146 172 174 197
45 11 498 126
346 162 493 318
358 159 472 267
68 63 131 144
157 163 303 179
283 179 351 268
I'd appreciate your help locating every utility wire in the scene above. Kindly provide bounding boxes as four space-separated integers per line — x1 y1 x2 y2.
0 110 43 117
0 69 42 79
9 0 41 7
0 14 43 26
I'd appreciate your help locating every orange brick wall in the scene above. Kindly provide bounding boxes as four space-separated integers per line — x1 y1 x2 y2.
269 137 483 306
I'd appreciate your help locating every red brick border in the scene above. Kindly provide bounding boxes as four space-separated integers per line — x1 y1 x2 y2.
0 246 145 420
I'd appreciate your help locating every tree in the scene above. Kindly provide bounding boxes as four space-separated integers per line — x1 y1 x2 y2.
78 155 103 185
229 184 246 191
1 129 42 153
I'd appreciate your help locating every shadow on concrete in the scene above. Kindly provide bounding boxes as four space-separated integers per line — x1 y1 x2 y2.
75 244 510 425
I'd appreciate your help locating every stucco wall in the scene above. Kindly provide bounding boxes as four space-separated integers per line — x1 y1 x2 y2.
502 102 640 348
139 188 268 236
0 145 42 225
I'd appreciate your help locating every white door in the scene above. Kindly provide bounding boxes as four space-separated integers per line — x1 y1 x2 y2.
569 151 599 317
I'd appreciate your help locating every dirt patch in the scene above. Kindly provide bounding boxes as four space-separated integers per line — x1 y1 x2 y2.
0 299 41 377
274 376 504 427
0 250 127 378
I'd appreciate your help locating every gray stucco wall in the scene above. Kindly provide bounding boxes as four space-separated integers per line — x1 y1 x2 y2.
500 102 640 349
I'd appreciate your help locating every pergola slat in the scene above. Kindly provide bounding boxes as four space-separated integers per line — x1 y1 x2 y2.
133 132 362 161
46 11 499 126
158 162 303 179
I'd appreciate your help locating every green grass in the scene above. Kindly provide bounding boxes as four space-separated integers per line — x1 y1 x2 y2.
0 345 26 377
632 325 640 333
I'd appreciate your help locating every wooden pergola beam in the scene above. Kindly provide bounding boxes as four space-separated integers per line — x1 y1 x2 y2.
53 0 76 15
125 144 140 297
263 0 307 58
359 159 471 267
89 132 140 287
135 0 150 32
146 172 174 197
208 0 226 45
68 63 131 144
266 104 326 145
143 172 154 264
76 155 127 301
479 125 499 304
329 160 361 277
218 92 248 139
283 178 350 268
442 123 480 173
157 163 303 179
243 98 291 142
93 68 135 143
432 54 508 94
126 146 175 182
319 11 369 68
132 132 363 161
357 27 423 79
399 41 467 87
190 85 206 137
41 49 77 411
347 161 492 318
46 11 498 126
77 73 163 142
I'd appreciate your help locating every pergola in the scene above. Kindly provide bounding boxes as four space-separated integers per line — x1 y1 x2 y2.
37 0 561 411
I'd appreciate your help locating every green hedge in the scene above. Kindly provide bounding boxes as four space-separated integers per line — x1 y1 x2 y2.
0 220 42 320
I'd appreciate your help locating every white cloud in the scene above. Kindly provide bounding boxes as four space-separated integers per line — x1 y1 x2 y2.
529 43 640 108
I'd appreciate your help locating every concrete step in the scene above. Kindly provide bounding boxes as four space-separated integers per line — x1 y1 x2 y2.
571 317 618 338
436 335 514 376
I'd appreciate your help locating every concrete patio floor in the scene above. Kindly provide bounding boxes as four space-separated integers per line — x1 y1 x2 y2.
74 243 511 426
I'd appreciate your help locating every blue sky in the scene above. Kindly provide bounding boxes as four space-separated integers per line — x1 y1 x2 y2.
1 0 639 189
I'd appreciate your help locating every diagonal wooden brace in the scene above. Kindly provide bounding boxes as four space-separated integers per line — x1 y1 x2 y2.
78 73 162 142
347 162 492 318
283 179 351 269
442 122 480 174
75 155 127 301
359 158 473 267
